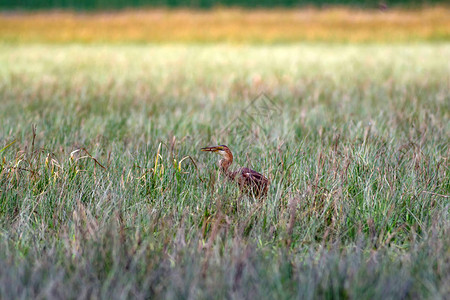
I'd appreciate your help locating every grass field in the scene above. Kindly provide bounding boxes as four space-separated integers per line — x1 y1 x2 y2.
1 7 450 43
0 43 449 298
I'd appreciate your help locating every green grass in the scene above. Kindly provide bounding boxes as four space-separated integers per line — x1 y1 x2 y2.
0 44 449 299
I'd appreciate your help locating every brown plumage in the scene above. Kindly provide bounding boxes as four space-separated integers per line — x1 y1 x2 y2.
201 145 269 198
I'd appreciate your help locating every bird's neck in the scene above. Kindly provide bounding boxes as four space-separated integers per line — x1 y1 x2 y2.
219 152 233 173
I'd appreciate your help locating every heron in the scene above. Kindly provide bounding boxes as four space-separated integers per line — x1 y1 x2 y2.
201 145 269 198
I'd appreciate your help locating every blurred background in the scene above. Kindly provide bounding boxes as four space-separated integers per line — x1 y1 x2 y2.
1 0 449 44
0 0 447 10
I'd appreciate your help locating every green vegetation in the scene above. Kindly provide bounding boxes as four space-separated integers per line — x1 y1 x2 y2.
0 44 449 298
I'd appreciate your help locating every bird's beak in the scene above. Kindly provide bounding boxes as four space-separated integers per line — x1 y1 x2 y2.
201 146 220 152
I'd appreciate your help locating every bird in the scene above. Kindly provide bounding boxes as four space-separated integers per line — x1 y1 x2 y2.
201 145 269 198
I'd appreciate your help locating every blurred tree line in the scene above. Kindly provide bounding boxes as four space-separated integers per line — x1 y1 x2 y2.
0 0 445 10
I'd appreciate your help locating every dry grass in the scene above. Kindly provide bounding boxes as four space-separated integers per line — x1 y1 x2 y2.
0 6 449 43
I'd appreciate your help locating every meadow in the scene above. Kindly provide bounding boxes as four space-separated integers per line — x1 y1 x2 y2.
0 43 449 299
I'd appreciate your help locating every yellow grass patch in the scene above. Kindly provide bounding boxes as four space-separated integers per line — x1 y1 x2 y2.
0 7 449 43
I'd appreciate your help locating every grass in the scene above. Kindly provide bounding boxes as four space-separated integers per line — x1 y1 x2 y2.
0 43 449 298
0 7 450 43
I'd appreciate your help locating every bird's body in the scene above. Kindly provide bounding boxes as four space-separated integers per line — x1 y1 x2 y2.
201 145 269 198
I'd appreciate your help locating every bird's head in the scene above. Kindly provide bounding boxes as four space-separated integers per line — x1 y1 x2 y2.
201 144 233 160
201 145 233 170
